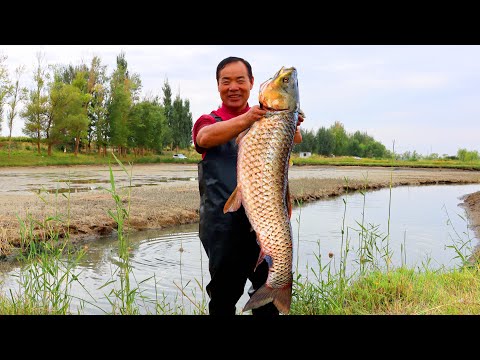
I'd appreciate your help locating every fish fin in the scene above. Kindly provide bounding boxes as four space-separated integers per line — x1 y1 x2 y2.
242 283 292 315
236 128 250 144
273 284 293 314
242 284 274 313
286 182 292 219
223 186 242 213
254 250 266 272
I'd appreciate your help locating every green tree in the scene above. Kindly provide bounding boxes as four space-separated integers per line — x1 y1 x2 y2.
92 82 108 156
316 127 335 156
71 70 92 155
294 128 316 153
57 64 78 84
108 84 130 155
0 52 10 133
400 150 420 161
162 78 174 149
47 81 89 157
457 148 480 162
86 56 108 154
363 141 387 158
347 138 362 157
21 52 50 154
107 51 141 156
457 148 468 161
171 94 193 149
330 121 348 156
181 99 193 149
5 65 27 157
129 98 167 155
44 68 66 155
108 53 131 156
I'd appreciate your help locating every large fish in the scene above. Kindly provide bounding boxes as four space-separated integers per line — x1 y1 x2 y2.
223 66 302 314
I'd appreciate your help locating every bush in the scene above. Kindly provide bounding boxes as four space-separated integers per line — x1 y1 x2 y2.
457 148 480 162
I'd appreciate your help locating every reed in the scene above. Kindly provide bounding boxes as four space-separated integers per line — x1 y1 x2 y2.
2 184 86 314
443 205 476 267
96 154 209 315
97 153 143 314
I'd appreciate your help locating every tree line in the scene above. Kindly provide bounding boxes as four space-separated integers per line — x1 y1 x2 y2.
4 51 476 162
0 51 193 157
294 120 390 158
293 124 480 161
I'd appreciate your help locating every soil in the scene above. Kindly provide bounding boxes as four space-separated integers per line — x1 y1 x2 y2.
1 164 480 257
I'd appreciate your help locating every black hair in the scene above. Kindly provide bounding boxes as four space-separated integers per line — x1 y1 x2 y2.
216 56 253 84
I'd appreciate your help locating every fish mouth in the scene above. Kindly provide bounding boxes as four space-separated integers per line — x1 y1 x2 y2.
259 104 289 111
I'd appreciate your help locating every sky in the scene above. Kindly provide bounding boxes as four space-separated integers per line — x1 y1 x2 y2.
1 44 479 156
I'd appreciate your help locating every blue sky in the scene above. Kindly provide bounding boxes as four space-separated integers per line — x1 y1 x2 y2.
1 45 479 156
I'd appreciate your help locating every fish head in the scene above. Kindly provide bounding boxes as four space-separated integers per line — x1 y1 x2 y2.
259 66 299 112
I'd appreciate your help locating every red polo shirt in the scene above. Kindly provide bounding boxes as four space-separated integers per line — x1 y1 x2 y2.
192 103 251 159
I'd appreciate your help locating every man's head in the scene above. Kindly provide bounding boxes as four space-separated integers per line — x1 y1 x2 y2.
216 57 254 113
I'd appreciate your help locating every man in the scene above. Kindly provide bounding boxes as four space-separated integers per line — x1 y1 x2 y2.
192 56 303 315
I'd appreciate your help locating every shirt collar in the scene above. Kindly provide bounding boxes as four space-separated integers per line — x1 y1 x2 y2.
214 103 250 120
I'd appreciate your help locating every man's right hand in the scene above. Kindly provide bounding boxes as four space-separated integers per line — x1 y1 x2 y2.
243 105 267 126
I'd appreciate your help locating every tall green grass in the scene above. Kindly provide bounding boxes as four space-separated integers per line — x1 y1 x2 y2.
97 154 140 314
1 183 87 314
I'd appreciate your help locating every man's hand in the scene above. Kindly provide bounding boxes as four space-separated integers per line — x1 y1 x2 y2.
294 113 304 144
245 105 267 126
297 113 305 127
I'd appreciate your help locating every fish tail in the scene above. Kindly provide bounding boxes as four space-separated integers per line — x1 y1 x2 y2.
242 283 292 315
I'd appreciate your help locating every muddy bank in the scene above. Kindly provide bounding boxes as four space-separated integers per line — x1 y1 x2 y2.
1 165 480 256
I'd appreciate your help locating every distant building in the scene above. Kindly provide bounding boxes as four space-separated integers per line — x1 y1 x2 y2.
299 152 312 158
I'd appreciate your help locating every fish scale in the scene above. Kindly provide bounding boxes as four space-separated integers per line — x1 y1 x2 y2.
240 113 296 282
224 66 301 314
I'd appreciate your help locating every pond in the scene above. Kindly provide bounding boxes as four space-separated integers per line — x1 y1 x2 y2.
0 183 479 314
0 164 198 195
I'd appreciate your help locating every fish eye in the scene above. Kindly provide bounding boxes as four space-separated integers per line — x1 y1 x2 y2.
283 77 289 83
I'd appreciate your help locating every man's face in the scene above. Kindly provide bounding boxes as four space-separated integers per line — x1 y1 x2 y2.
217 61 254 112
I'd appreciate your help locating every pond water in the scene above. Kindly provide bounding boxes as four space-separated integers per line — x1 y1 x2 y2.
0 164 198 195
0 183 479 314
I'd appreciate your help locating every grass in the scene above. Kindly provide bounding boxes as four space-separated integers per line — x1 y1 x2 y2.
0 147 202 167
99 154 140 314
292 153 480 170
0 154 479 315
291 265 480 315
2 146 480 170
1 185 87 314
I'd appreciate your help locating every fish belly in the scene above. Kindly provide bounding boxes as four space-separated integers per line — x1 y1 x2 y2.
238 112 296 288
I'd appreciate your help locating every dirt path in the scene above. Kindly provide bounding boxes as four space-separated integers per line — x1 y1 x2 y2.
1 164 480 256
